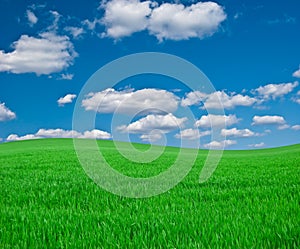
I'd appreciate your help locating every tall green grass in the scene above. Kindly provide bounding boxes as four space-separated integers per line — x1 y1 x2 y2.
0 139 299 248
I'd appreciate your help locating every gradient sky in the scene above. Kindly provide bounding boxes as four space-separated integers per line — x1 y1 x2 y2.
0 0 300 149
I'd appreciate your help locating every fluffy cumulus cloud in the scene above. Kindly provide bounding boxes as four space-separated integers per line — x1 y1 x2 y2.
6 128 111 141
174 129 211 140
255 82 298 100
82 88 179 114
195 114 240 128
148 1 226 41
118 113 187 134
181 91 207 107
26 10 38 25
181 90 257 109
0 32 77 75
57 94 77 106
204 139 236 149
100 0 226 40
221 128 257 137
101 0 152 39
0 103 16 121
203 91 257 109
292 66 300 78
252 115 286 125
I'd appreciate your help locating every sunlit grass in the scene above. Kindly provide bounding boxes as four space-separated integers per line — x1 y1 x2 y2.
0 139 299 248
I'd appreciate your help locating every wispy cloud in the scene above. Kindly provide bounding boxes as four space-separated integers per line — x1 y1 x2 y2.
26 9 38 26
248 142 265 148
59 73 74 80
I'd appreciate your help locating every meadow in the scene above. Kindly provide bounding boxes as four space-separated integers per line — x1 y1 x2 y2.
0 139 299 248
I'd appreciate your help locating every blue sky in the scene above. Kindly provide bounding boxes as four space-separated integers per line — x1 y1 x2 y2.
0 0 300 149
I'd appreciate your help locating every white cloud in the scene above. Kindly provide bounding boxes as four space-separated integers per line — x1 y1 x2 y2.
65 26 85 39
100 0 226 40
277 124 290 130
82 88 179 114
234 12 243 20
181 90 257 109
181 91 207 107
57 94 77 106
6 128 111 141
293 98 300 104
174 128 211 140
0 32 77 75
26 10 38 25
221 128 257 137
291 125 300 131
59 73 74 80
82 18 102 30
101 0 152 39
203 91 257 109
36 128 81 138
140 131 163 142
249 142 265 148
255 82 298 100
204 139 236 149
118 113 187 134
7 134 39 141
195 114 240 128
0 103 16 121
148 2 226 41
48 10 61 31
252 115 286 125
80 129 112 139
293 67 300 78
292 90 300 104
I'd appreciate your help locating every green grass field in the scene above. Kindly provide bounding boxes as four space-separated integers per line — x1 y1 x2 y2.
0 139 299 248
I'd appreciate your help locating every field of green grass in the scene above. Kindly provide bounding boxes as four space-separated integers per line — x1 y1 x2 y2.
0 139 299 248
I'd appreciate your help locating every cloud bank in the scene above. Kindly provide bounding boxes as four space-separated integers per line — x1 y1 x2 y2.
6 128 111 141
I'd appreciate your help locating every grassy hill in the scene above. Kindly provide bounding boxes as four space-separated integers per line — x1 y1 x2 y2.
0 139 299 248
